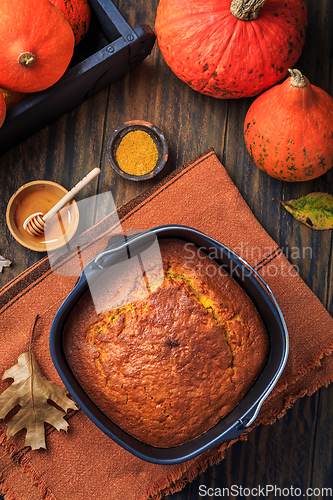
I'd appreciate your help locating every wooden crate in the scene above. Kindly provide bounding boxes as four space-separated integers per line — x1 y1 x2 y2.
0 0 156 155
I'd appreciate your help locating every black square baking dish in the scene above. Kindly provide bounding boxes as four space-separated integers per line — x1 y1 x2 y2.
49 225 288 464
0 0 155 155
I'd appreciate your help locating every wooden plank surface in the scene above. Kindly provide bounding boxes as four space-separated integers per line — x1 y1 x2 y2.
0 0 332 498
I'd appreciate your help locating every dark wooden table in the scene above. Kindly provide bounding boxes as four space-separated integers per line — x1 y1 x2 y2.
1 1 333 499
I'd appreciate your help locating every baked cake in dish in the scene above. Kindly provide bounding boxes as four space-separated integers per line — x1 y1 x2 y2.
64 238 269 447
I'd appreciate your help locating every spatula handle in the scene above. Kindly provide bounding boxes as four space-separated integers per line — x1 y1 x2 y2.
43 167 101 222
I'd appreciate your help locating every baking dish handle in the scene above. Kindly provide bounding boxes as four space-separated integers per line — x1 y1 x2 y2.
81 232 145 285
222 401 264 441
88 230 153 271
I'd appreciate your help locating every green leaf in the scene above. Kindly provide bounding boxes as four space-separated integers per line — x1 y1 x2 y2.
277 192 333 230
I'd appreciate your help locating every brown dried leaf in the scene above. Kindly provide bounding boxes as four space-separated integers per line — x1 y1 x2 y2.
0 351 78 450
0 254 11 272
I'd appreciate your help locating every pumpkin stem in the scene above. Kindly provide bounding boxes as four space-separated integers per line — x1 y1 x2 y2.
288 69 307 88
230 0 267 21
18 52 35 67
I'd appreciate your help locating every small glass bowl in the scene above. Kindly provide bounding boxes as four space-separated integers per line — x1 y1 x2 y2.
107 120 168 181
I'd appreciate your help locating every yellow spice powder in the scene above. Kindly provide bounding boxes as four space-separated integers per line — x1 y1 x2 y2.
116 130 159 176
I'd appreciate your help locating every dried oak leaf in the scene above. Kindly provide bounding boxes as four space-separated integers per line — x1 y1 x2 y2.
0 351 78 450
276 192 333 230
0 254 11 272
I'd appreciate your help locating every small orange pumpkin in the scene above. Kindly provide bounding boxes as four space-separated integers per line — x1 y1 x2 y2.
0 88 26 109
0 92 6 128
48 0 91 45
244 69 333 181
0 0 75 93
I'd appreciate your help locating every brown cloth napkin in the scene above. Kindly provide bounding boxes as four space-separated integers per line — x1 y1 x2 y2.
1 149 333 500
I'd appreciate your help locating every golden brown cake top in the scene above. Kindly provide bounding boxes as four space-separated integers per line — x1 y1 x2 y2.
64 238 269 447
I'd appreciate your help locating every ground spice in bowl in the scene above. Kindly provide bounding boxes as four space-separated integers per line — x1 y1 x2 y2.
116 130 158 176
107 120 168 181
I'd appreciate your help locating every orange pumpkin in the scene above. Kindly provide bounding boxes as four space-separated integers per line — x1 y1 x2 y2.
155 0 307 99
48 0 91 45
0 92 6 128
244 69 333 182
0 0 75 93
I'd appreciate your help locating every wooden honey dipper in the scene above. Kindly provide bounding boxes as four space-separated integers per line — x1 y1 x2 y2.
23 167 101 237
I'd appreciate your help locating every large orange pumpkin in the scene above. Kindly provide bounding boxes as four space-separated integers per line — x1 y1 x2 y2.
48 0 91 45
244 69 333 182
155 0 307 99
0 0 75 93
0 92 6 128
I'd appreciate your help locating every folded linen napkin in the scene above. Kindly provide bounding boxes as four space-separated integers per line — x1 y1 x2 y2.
1 149 333 500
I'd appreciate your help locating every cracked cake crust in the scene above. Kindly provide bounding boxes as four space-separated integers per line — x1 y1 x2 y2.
64 238 268 447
